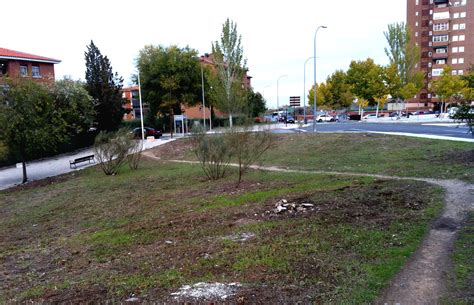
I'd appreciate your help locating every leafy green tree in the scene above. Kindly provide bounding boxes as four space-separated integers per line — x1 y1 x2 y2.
85 40 124 131
461 65 474 89
0 80 67 183
326 70 354 109
246 89 266 117
346 58 387 105
211 18 247 128
136 45 201 128
384 23 424 102
307 82 331 110
431 66 467 112
53 78 95 136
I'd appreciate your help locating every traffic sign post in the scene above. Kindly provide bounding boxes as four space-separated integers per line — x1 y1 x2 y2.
289 96 300 122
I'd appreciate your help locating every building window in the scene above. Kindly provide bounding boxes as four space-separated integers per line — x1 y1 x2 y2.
19 65 27 76
460 12 466 18
452 70 458 75
433 35 448 42
459 58 464 64
453 12 460 18
435 48 447 53
459 23 466 29
459 46 465 52
459 35 465 41
433 11 449 19
432 68 443 76
453 24 459 30
458 70 464 75
434 23 449 31
416 0 419 4
452 47 458 53
453 35 459 42
436 59 446 64
415 32 419 37
416 11 419 16
452 58 458 64
32 66 40 77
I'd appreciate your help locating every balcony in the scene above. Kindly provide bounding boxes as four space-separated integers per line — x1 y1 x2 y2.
432 51 449 59
434 0 448 4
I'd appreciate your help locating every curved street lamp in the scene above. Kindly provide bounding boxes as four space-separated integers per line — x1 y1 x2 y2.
313 25 327 132
303 56 315 124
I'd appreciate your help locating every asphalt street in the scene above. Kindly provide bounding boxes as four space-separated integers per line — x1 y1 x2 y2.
301 121 473 140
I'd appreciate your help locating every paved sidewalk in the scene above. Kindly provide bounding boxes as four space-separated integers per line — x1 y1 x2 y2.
0 137 175 191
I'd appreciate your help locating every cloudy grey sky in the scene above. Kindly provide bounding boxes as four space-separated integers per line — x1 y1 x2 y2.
3 0 406 109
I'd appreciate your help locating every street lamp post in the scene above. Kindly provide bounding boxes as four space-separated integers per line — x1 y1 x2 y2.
137 71 145 142
313 25 327 132
303 56 315 124
277 75 287 111
200 58 206 131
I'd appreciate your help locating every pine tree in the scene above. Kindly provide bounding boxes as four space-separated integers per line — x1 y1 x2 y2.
85 41 124 131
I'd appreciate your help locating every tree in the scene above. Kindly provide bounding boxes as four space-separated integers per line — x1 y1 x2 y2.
326 70 354 109
136 45 201 128
85 41 124 131
384 23 424 103
0 80 67 183
307 82 331 110
346 58 387 105
211 18 247 128
246 89 266 117
53 78 95 136
431 66 467 113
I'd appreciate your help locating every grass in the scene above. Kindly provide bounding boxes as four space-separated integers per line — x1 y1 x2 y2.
154 133 473 183
0 157 445 303
261 133 473 182
443 212 474 304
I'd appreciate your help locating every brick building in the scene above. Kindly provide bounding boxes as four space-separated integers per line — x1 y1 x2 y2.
0 47 60 85
407 0 473 111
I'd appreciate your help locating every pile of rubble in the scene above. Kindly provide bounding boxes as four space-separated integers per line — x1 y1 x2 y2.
265 199 316 215
170 282 241 300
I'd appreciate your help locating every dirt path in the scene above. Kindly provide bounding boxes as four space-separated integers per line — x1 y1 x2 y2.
143 153 474 303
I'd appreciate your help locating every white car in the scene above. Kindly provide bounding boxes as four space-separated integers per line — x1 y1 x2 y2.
363 114 378 119
316 114 335 122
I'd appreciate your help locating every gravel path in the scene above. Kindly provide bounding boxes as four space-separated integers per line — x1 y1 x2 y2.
145 155 474 304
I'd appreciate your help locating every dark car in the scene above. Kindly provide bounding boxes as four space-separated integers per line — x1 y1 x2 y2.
133 127 162 139
286 116 295 123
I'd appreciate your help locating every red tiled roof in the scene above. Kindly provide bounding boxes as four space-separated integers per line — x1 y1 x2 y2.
0 47 61 64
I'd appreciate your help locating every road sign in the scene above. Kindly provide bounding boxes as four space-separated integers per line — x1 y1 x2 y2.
289 96 300 107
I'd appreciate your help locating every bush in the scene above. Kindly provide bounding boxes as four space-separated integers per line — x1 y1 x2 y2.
93 129 137 175
192 124 275 184
452 103 474 136
227 126 275 186
192 127 232 180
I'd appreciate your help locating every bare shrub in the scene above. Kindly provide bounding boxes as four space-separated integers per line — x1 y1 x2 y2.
228 126 275 186
94 128 135 175
192 127 232 180
128 140 143 170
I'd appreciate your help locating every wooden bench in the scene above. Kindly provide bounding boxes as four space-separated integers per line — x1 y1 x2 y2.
69 155 95 169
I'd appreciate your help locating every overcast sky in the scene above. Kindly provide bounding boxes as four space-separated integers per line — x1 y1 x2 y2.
4 0 406 109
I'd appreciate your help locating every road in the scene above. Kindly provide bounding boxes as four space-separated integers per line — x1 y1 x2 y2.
299 121 473 140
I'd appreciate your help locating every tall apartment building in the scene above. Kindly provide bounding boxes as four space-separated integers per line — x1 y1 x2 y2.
407 0 473 111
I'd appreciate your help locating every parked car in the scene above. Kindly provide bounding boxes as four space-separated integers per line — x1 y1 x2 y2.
335 114 349 122
286 116 295 123
133 127 162 139
316 114 335 122
363 113 378 119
